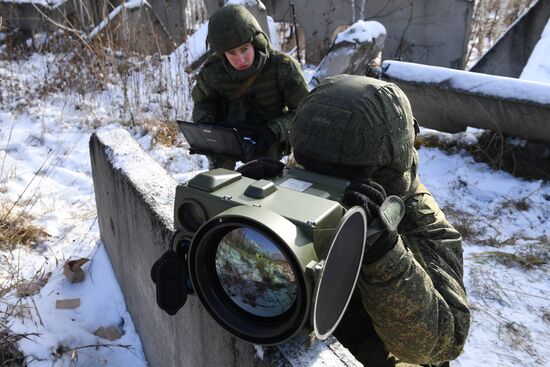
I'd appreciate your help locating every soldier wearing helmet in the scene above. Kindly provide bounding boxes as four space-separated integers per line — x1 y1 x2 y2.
294 75 470 366
240 75 470 366
192 4 309 169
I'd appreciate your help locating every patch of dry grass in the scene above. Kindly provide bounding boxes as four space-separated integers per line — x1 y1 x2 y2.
472 237 549 269
440 204 485 241
0 204 48 251
0 256 43 367
129 119 181 147
416 131 550 181
0 329 26 367
1 305 39 367
35 34 127 98
473 250 547 269
415 134 464 154
150 120 180 147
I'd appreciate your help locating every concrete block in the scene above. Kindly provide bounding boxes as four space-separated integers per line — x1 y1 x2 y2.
1 0 182 54
92 0 207 45
145 0 186 44
470 0 550 78
0 2 49 31
310 20 386 88
0 0 102 33
90 127 361 367
264 0 472 67
2 0 471 66
51 0 114 31
87 2 176 55
382 60 550 145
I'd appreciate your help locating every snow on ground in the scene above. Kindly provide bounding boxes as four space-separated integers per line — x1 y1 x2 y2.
416 129 550 366
8 245 146 366
1 23 550 367
0 39 202 366
520 17 550 84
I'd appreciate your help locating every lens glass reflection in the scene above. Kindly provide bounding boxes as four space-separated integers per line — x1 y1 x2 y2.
215 227 297 317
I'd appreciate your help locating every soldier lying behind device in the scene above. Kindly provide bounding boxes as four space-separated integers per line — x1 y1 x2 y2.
238 75 471 367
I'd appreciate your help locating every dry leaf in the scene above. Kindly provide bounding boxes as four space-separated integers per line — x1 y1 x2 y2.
93 325 124 341
16 272 51 297
63 258 90 283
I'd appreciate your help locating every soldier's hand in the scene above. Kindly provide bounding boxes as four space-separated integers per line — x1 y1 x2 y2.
254 126 276 157
344 180 387 223
237 158 284 180
343 180 401 264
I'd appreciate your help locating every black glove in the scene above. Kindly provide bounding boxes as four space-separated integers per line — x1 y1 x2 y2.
254 126 276 157
343 179 399 264
236 157 284 180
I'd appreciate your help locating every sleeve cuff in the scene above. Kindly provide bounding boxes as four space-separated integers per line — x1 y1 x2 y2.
361 238 411 281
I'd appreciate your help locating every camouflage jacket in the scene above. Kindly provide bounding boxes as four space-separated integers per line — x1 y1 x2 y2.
191 50 309 144
337 181 470 367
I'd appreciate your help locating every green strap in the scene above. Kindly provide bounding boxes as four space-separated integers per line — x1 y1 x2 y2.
229 70 261 100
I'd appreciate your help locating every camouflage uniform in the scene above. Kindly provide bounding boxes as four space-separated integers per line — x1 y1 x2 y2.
192 4 309 169
291 75 470 367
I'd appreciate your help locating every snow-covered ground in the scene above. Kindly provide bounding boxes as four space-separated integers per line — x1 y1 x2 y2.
1 19 550 367
0 36 201 366
520 17 550 84
415 129 550 366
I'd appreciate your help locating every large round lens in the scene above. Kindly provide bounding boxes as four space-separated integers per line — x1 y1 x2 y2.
215 227 297 317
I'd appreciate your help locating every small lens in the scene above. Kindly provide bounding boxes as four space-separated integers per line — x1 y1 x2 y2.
215 227 297 317
178 200 206 232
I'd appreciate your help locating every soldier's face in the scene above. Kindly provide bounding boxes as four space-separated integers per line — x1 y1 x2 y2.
225 43 255 71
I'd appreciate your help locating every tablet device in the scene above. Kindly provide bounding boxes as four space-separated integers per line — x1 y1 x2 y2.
177 120 254 160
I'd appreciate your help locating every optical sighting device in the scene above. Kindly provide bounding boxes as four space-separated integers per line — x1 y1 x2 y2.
152 167 387 345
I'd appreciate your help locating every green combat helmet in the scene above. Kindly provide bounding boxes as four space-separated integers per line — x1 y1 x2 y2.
291 74 418 196
207 4 270 55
